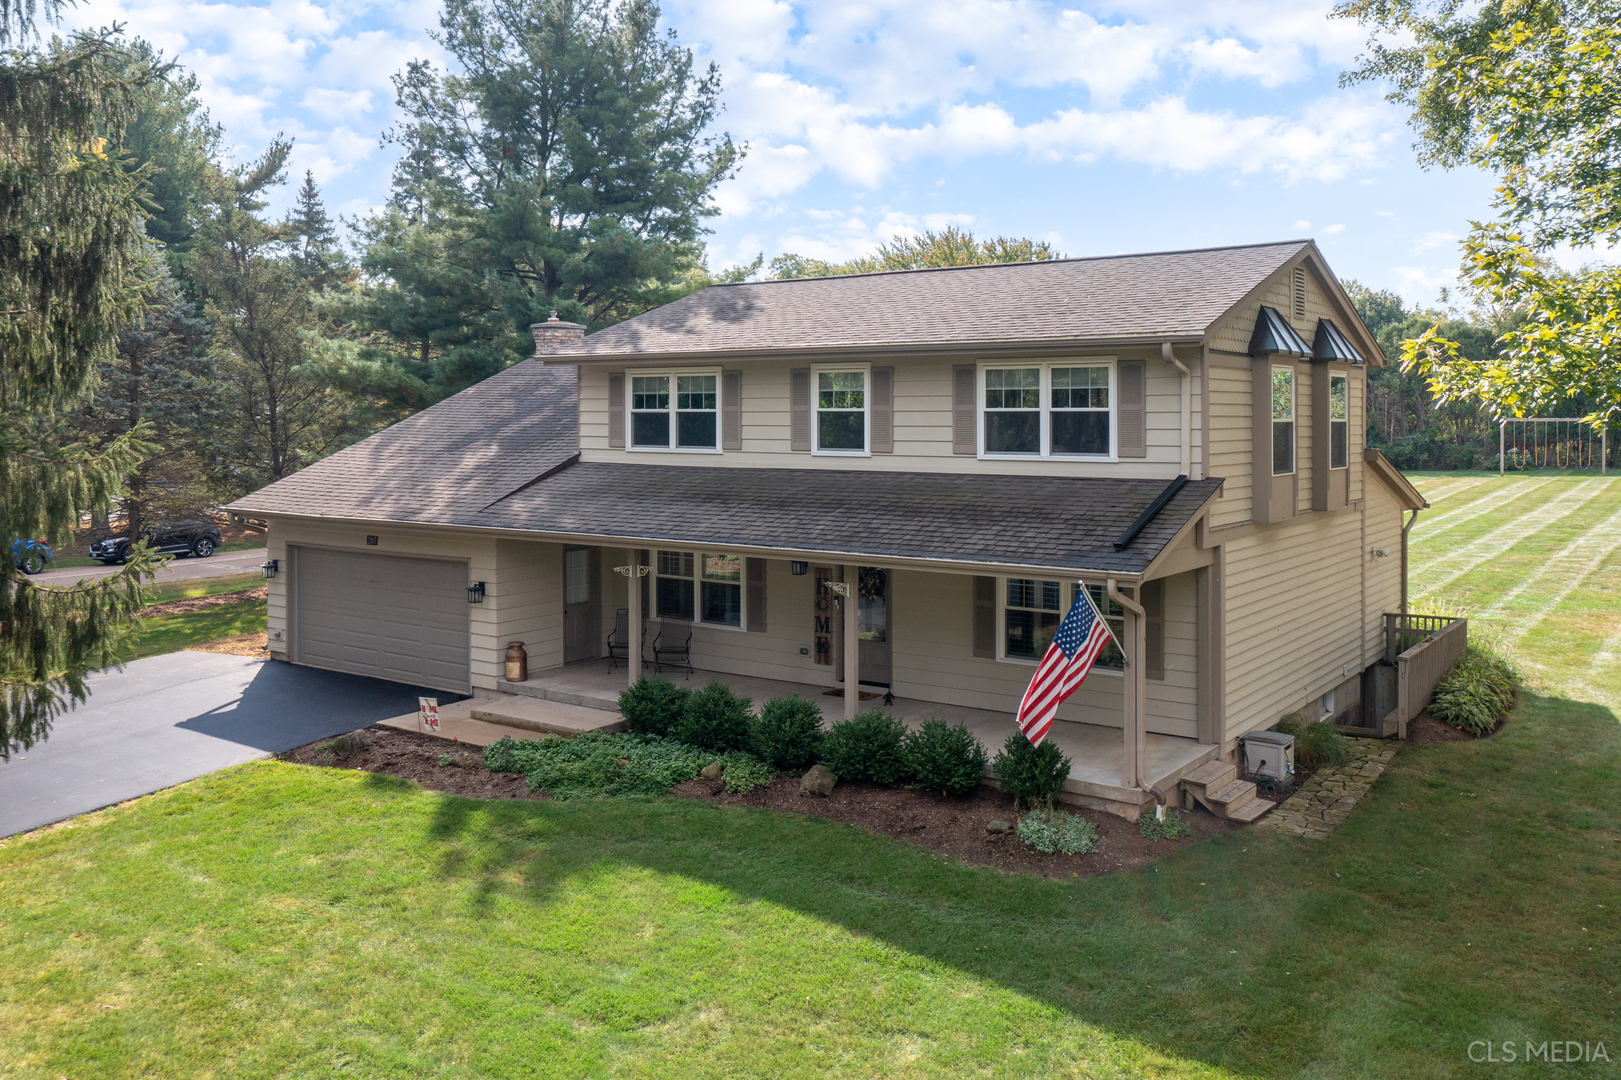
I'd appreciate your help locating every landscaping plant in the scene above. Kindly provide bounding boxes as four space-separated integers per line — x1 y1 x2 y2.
991 734 1071 811
903 719 988 797
1430 645 1519 736
485 732 712 798
1137 806 1192 841
819 709 910 785
617 677 691 737
717 751 778 795
750 694 825 770
1274 711 1349 770
674 680 754 752
1016 809 1099 855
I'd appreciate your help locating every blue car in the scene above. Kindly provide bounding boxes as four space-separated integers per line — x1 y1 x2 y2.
11 538 53 575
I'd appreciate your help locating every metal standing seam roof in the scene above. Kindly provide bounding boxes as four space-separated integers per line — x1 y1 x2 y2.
472 465 1224 575
548 241 1313 359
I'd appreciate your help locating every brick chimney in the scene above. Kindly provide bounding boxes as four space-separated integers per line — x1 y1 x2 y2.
531 311 585 356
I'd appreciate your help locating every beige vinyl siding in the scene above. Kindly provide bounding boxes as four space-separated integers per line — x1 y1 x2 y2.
494 540 564 673
1363 477 1406 662
579 353 1192 479
1206 360 1252 526
1218 508 1374 745
264 519 501 690
1349 368 1365 503
1295 363 1314 514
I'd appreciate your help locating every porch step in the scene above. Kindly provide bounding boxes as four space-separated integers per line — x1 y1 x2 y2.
470 695 625 738
1205 778 1258 817
1226 797 1274 823
1181 759 1237 815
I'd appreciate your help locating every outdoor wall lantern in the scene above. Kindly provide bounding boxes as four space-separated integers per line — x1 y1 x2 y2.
790 561 809 576
261 559 279 580
467 581 487 604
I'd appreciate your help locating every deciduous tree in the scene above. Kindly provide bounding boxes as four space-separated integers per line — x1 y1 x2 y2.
770 226 1062 279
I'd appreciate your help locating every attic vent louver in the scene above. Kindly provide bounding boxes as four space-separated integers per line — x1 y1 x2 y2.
1293 266 1307 320
1249 306 1311 358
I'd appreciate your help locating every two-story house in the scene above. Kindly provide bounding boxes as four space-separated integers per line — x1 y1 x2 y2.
228 239 1427 819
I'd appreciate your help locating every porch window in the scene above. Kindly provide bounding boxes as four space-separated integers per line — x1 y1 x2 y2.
815 368 867 452
1329 373 1348 470
1004 577 1062 659
655 549 745 628
1084 585 1126 671
629 371 719 450
981 361 1115 458
1272 366 1295 475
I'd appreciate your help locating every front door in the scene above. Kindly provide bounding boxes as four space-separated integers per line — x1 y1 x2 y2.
562 546 599 663
857 567 891 687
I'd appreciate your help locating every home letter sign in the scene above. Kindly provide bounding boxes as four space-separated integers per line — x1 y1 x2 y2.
813 568 833 666
418 697 440 733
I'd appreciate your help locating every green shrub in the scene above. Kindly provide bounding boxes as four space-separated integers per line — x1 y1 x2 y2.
1274 711 1349 770
991 734 1071 811
903 719 988 796
1430 645 1519 735
1137 806 1193 840
483 732 711 798
617 677 691 737
1016 810 1098 855
751 695 826 770
673 679 754 752
819 709 910 785
718 751 778 795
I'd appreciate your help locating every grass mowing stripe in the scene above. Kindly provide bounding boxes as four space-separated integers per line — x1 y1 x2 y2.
1478 494 1621 636
1418 476 1493 502
1410 479 1610 592
1407 477 1567 555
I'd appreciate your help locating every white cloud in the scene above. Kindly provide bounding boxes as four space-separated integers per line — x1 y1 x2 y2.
1293 219 1312 230
1391 263 1459 304
1322 223 1346 234
1412 231 1460 254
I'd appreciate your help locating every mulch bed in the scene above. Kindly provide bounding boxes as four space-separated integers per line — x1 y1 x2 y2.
276 727 1242 879
1406 708 1505 743
186 632 270 659
140 586 267 618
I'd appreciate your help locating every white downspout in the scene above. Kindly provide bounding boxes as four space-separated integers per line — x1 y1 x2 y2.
1163 342 1192 478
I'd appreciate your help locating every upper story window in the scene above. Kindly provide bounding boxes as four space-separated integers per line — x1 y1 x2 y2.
1271 366 1295 476
815 367 868 453
654 549 743 628
630 371 719 451
1000 578 1123 671
981 361 1115 459
1329 373 1348 470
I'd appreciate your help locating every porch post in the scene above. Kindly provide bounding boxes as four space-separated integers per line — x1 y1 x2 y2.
1108 578 1147 791
841 565 859 719
616 557 649 687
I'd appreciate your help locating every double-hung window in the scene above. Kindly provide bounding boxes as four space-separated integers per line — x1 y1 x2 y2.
654 549 743 628
630 371 719 450
1271 366 1295 475
815 367 867 452
981 361 1115 458
1000 579 1123 671
1329 373 1348 470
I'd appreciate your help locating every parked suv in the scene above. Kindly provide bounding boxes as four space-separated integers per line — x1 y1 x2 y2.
88 521 222 564
11 538 54 575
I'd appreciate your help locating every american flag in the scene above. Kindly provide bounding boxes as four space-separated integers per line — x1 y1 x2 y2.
1015 586 1115 746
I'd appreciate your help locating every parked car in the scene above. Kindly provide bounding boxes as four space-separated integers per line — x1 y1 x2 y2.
11 538 54 575
88 521 222 564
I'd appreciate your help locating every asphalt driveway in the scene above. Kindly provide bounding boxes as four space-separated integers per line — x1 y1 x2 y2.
0 652 455 838
30 546 268 588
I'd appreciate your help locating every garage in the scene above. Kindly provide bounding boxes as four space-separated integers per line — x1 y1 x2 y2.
290 547 471 693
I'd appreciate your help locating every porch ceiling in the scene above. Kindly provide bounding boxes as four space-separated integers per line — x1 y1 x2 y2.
476 463 1222 575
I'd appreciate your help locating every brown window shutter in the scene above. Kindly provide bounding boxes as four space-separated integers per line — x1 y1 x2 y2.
723 369 742 451
746 557 766 632
1143 577 1165 681
953 365 977 454
870 366 894 453
1117 360 1146 458
608 372 625 448
973 576 996 657
790 368 811 452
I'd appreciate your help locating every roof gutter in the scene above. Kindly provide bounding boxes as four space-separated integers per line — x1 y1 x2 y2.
542 334 1207 367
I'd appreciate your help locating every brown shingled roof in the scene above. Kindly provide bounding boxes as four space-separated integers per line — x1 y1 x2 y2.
550 240 1310 360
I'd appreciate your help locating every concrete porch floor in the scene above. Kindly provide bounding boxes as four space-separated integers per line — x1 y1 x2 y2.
490 662 1217 813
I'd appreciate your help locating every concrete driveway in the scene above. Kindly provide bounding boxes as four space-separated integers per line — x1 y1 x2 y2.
30 546 268 588
0 652 457 838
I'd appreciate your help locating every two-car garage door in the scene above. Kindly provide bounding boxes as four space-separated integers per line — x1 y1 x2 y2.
291 547 471 693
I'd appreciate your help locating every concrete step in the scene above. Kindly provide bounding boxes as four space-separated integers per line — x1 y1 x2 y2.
1227 797 1273 823
1207 778 1257 816
470 695 626 738
498 678 621 712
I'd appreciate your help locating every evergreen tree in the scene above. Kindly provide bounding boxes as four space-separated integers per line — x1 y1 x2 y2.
334 0 740 414
117 39 222 269
1 28 161 759
287 170 347 288
769 226 1063 279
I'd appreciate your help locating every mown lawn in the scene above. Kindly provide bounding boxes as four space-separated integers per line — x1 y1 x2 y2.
114 573 267 662
1 471 1617 1077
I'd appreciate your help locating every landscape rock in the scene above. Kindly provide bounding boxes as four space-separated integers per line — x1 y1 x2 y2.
985 819 1014 835
799 764 837 797
329 729 372 758
699 762 724 780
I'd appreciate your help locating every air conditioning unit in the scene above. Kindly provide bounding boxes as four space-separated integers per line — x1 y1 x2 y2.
1242 730 1295 781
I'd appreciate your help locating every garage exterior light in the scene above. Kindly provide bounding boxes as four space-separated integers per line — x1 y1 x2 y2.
467 581 486 604
261 559 279 580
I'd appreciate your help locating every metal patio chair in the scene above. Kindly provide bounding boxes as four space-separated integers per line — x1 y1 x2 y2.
652 626 693 678
606 609 646 671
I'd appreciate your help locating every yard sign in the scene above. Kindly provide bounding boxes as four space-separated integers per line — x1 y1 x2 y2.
418 697 440 733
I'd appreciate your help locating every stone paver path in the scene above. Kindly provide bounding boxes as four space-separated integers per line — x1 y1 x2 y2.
1255 738 1399 839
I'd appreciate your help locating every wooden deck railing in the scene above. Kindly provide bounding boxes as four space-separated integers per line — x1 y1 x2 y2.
1382 614 1468 738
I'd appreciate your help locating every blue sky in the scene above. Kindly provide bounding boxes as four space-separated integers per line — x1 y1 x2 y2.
67 0 1508 305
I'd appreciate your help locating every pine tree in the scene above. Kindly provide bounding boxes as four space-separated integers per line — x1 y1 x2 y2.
287 170 347 288
1 28 161 759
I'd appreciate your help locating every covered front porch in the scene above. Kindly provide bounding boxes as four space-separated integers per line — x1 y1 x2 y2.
482 660 1218 817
